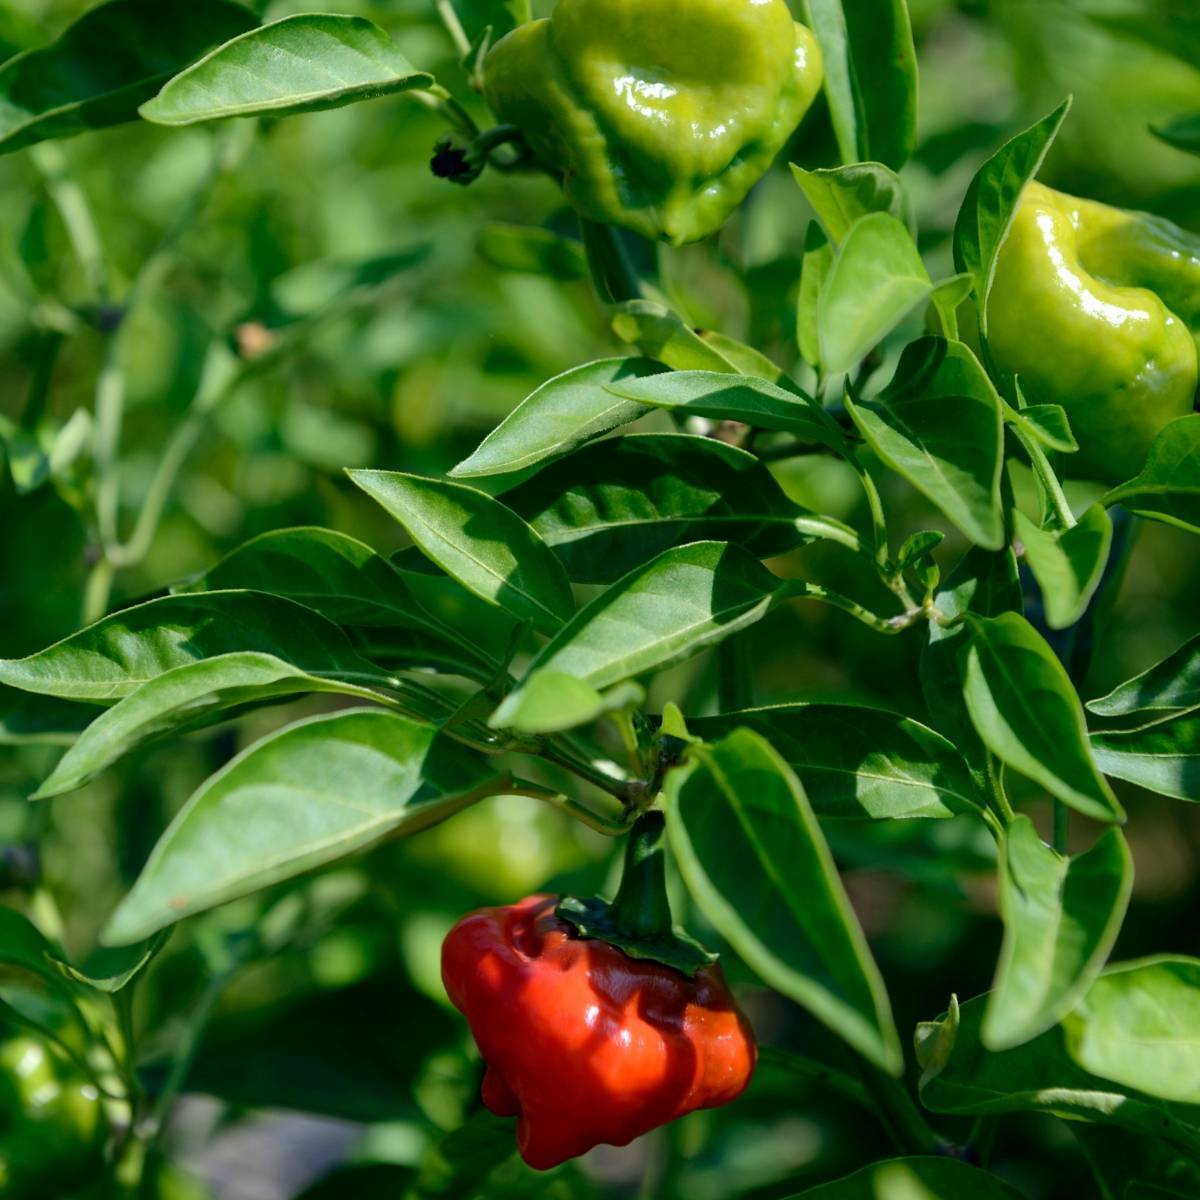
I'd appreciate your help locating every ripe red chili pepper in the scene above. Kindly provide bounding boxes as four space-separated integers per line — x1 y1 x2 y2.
441 891 757 1169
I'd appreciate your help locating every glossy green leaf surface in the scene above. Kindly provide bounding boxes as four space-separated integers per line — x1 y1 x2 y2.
1066 958 1200 1105
0 592 378 703
105 709 507 943
687 703 982 821
1091 712 1200 802
846 337 1004 548
348 470 574 635
953 98 1071 333
962 613 1123 822
500 433 818 583
0 0 256 154
141 14 432 125
1087 633 1200 722
450 357 663 478
818 214 931 375
666 728 903 1073
984 816 1132 1049
1015 503 1113 630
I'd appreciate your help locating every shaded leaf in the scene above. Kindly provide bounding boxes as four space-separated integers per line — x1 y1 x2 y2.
486 672 642 736
1091 712 1200 802
450 357 664 479
665 728 903 1072
55 932 170 994
1154 112 1200 157
610 301 737 372
845 337 1004 548
104 710 508 944
1015 504 1113 630
984 816 1132 1049
348 470 574 636
784 1156 1027 1199
141 13 432 125
0 686 94 745
1104 415 1200 535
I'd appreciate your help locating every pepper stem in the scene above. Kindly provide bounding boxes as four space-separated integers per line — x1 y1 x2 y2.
608 812 673 941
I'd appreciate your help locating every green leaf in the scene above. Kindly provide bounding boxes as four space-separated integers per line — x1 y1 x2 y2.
0 906 66 989
1091 712 1200 802
803 0 917 170
476 224 587 280
665 728 902 1073
32 652 411 799
1008 404 1078 455
347 470 574 636
180 527 494 676
55 932 170 994
953 99 1071 334
928 273 973 340
610 301 738 372
783 1156 1028 1199
697 333 791 384
0 687 94 745
449 357 664 479
604 371 846 451
818 214 932 375
1015 504 1113 630
790 162 907 244
1066 958 1200 1105
845 338 1004 548
0 592 379 703
500 433 819 583
140 13 432 125
1104 415 1200 535
686 704 983 821
916 993 1200 1155
962 613 1123 822
797 224 835 368
486 672 642 736
104 709 507 944
492 543 788 722
0 0 256 154
984 816 1132 1050
1087 633 1200 721
1153 112 1200 157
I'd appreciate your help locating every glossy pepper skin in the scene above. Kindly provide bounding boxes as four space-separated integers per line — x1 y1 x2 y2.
0 1034 105 1198
482 0 823 245
442 893 756 1170
987 181 1200 483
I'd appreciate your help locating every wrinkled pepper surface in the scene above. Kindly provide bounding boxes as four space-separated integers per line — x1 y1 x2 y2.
988 181 1200 482
482 0 824 245
0 1034 105 1198
442 892 756 1169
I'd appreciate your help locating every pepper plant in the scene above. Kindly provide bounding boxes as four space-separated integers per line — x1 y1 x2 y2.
1 1 1199 1198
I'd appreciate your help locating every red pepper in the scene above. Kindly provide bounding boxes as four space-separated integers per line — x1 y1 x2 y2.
441 887 756 1169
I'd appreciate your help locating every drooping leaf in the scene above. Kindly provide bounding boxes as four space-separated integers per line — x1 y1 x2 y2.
0 0 256 154
687 704 983 821
790 162 907 244
104 709 508 944
500 433 821 583
665 728 903 1073
449 357 664 479
605 371 846 451
915 994 1200 1155
140 13 432 126
492 543 788 725
845 337 1004 548
610 301 738 372
1015 504 1113 630
348 470 574 636
984 816 1132 1049
783 1156 1027 1199
962 613 1123 822
803 0 917 170
0 592 380 703
1090 712 1200 802
818 214 932 375
953 98 1071 333
1066 958 1200 1106
32 652 419 799
1104 415 1200 535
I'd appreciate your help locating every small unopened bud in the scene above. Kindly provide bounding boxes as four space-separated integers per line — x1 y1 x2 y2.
431 132 485 185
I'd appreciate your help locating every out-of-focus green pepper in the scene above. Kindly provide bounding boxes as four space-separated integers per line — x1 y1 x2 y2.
482 0 823 245
988 181 1199 482
0 1034 105 1198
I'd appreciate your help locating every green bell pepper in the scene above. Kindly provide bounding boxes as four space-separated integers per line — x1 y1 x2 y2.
988 181 1199 483
482 0 823 245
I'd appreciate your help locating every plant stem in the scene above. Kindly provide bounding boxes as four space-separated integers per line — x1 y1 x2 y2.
580 219 642 303
986 754 1015 826
1010 422 1075 531
31 143 109 301
536 738 638 805
851 451 891 569
435 0 472 57
855 1060 940 1156
508 783 632 836
608 812 673 938
413 84 480 138
21 329 63 430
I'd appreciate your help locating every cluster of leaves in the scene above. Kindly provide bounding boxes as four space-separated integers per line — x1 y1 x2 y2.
1 1 1198 1198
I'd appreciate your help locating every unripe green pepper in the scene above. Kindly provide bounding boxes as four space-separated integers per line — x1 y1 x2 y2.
0 1035 105 1198
987 181 1200 483
482 0 823 245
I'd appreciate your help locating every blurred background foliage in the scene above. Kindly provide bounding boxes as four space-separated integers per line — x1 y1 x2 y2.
0 0 1198 1196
